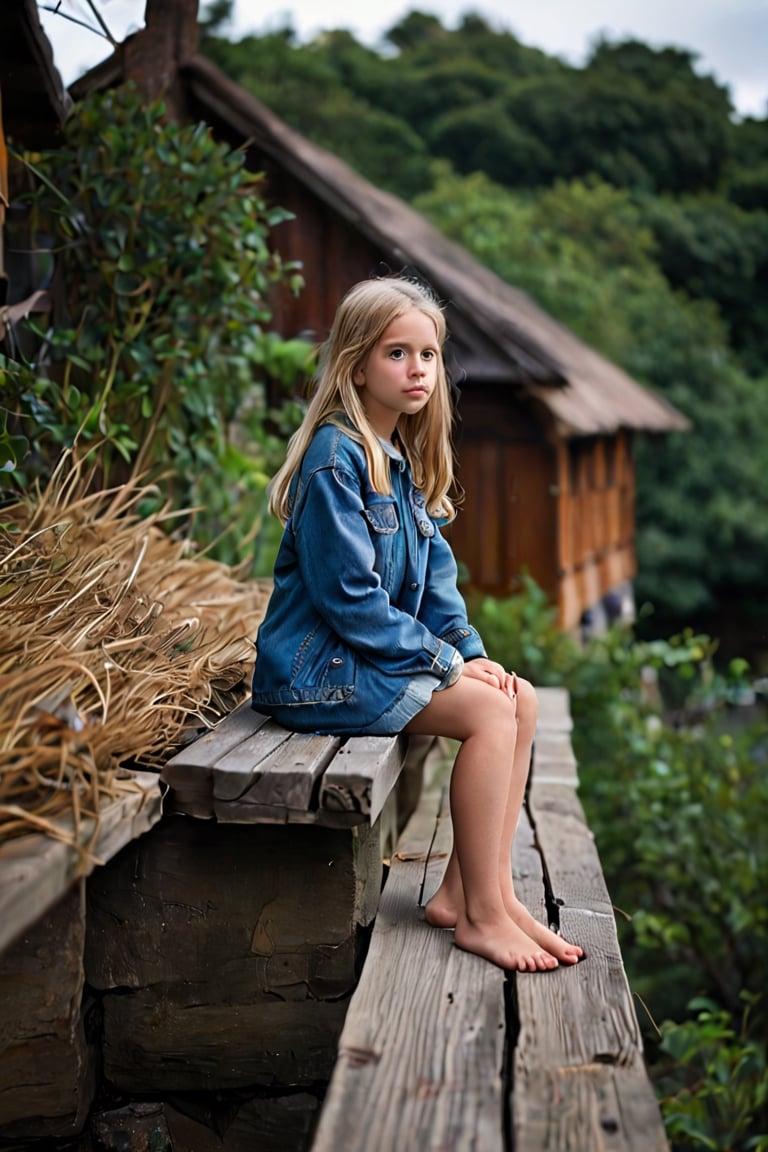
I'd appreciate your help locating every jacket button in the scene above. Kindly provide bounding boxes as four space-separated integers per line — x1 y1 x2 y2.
409 582 419 591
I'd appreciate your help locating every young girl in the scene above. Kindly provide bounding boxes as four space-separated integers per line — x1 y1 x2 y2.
252 276 583 972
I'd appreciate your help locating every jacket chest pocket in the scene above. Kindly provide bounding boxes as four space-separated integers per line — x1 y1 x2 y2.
362 500 399 590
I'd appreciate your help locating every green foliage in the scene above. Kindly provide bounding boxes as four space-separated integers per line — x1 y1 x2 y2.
728 116 768 212
657 998 768 1151
203 16 740 199
465 574 582 686
0 84 312 569
200 25 433 199
636 194 768 371
427 102 549 187
468 580 768 1148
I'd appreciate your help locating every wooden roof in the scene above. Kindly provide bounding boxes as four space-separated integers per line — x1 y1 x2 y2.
180 56 688 439
0 0 72 148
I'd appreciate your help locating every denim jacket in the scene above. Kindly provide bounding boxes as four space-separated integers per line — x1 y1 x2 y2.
251 422 486 734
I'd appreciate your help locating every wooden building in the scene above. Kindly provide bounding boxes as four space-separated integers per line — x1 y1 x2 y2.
0 0 70 343
74 0 689 631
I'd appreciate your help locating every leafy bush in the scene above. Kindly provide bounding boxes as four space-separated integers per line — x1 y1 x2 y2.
657 997 768 1151
1 84 312 570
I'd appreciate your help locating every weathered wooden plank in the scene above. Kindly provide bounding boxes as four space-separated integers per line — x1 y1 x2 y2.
319 734 406 823
511 855 666 1149
211 798 365 826
312 759 506 1152
86 815 377 996
512 717 668 1152
0 883 95 1141
535 732 577 761
512 806 551 931
312 872 506 1152
0 770 163 954
532 730 579 785
164 784 216 819
514 1058 669 1152
535 686 573 731
418 785 453 908
214 730 340 806
527 781 614 916
204 718 289 796
515 905 644 1067
163 702 270 778
516 792 639 1068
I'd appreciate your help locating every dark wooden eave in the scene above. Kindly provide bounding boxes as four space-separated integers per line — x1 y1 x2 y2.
0 0 72 148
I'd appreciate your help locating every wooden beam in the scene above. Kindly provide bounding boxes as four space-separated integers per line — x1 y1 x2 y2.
512 689 669 1151
0 771 163 954
312 753 506 1152
319 735 407 823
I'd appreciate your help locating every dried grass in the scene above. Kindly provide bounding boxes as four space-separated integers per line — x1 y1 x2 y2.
0 453 271 848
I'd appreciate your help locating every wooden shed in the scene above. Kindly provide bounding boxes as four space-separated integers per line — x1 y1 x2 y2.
72 0 689 632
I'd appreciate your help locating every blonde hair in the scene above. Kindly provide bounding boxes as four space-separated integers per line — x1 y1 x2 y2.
269 276 460 524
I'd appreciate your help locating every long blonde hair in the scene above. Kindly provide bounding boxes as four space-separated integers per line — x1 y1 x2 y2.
269 276 460 524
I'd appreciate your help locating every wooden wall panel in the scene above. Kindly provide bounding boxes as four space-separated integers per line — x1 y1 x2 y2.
449 438 557 601
556 434 638 628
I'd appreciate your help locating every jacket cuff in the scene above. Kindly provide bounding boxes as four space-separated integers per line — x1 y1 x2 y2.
434 650 464 691
442 625 486 661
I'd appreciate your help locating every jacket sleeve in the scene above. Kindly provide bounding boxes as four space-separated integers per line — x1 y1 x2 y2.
290 463 459 682
418 524 487 661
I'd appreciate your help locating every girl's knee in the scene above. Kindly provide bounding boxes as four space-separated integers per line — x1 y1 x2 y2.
515 676 538 735
469 689 518 743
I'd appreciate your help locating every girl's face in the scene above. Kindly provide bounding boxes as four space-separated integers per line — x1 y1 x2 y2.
354 308 440 441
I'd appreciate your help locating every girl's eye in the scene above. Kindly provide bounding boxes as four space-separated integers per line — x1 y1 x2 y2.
422 349 435 361
389 349 405 360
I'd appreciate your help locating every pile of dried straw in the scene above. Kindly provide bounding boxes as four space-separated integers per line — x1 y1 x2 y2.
0 455 271 848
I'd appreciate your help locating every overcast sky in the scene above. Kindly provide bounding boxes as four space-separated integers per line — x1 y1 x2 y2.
40 0 768 118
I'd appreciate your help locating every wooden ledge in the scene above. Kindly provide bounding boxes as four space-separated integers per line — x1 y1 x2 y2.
0 771 163 954
162 703 407 827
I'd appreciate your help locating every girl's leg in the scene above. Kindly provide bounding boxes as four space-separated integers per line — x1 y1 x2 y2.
405 677 580 967
497 679 583 963
405 679 559 971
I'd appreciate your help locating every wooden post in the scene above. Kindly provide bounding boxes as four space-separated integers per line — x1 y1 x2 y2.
86 812 385 1092
0 883 96 1142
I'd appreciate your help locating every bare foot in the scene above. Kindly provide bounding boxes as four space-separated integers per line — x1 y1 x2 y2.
454 912 559 972
424 891 459 929
425 891 583 966
506 896 583 966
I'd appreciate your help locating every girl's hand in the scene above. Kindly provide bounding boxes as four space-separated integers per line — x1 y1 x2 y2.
464 658 516 696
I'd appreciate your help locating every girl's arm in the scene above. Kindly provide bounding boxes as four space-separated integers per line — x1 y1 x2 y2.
290 464 459 683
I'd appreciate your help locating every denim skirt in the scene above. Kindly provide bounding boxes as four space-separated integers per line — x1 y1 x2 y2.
352 673 436 735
